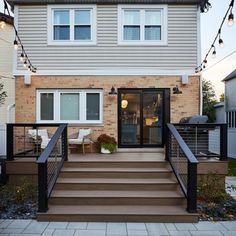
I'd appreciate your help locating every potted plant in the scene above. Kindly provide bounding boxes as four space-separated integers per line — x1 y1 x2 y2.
97 134 117 154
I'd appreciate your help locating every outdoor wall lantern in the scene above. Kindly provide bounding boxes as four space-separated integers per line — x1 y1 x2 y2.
173 85 182 94
108 86 117 95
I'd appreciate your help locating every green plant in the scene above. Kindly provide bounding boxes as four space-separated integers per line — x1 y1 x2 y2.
0 177 37 204
198 173 232 203
97 134 117 153
101 143 116 153
228 159 236 176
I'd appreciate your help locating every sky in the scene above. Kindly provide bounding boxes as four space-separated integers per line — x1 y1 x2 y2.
0 0 236 98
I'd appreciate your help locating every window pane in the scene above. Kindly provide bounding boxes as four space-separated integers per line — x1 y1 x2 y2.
75 10 90 25
124 26 140 40
145 10 161 25
40 93 54 120
54 10 69 24
87 93 100 120
124 10 140 25
60 93 80 120
74 26 91 40
145 26 161 40
54 26 70 40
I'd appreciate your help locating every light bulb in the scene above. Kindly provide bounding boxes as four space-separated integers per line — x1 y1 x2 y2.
212 50 216 59
14 39 18 50
228 13 234 26
0 20 6 29
20 53 24 62
23 60 27 68
219 38 224 48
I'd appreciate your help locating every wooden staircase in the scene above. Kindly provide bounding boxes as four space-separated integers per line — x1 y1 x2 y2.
37 152 198 222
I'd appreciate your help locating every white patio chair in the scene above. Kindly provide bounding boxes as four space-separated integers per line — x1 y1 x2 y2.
28 129 51 149
68 128 93 154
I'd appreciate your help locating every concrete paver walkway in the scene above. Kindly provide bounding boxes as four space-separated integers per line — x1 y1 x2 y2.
1 220 236 236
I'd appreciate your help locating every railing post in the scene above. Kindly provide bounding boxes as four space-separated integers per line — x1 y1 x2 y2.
165 125 170 161
6 124 14 160
38 162 48 212
187 162 197 213
220 124 228 161
62 125 68 161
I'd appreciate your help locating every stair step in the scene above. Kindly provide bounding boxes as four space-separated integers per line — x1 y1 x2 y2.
37 205 198 223
55 178 179 190
49 190 185 205
59 167 172 178
64 161 168 168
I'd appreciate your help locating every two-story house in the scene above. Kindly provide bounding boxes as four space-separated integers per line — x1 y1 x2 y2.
8 0 201 148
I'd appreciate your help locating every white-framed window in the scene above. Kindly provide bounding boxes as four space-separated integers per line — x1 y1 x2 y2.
118 5 167 45
47 5 97 45
227 110 236 128
36 89 103 124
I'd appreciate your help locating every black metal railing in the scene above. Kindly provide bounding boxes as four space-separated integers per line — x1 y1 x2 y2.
172 123 227 160
37 124 68 212
166 123 199 213
6 123 64 160
0 158 7 184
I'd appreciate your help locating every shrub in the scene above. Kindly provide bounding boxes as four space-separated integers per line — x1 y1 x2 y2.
97 134 117 146
198 173 231 203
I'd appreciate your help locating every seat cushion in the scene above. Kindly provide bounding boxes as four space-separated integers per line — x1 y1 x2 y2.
69 138 83 145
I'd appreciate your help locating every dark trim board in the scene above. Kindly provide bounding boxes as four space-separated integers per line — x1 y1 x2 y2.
117 88 170 148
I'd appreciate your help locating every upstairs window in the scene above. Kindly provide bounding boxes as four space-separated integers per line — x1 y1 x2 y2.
48 5 96 45
118 5 167 45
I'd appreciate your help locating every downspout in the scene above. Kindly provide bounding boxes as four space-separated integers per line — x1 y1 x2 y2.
197 5 202 115
7 103 15 123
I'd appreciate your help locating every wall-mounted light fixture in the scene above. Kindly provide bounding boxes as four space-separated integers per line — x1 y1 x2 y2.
108 86 117 95
173 85 182 94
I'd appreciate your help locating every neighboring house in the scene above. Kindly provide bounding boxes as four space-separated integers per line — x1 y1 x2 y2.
8 0 201 148
223 70 236 159
0 13 14 157
214 70 236 159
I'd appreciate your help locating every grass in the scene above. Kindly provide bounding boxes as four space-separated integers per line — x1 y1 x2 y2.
228 159 236 176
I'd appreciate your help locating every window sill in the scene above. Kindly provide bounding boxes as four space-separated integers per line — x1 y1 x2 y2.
47 41 97 46
68 123 104 127
117 41 168 46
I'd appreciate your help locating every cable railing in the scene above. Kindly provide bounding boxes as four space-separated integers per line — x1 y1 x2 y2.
6 123 64 160
37 124 68 212
166 123 199 213
173 123 227 160
165 123 228 213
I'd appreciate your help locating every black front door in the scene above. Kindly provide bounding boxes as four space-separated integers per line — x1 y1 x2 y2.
118 88 170 148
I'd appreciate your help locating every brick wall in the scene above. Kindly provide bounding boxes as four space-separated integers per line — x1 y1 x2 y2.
15 75 200 141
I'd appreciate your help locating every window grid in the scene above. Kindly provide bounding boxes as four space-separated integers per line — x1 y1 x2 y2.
118 5 167 45
227 111 236 128
37 90 103 124
48 5 96 45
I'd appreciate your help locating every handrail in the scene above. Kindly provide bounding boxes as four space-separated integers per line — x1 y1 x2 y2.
37 124 67 164
37 124 68 212
166 123 199 213
167 124 199 164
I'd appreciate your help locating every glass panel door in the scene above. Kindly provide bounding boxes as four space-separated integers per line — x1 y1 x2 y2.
118 89 164 147
120 91 141 146
143 91 163 145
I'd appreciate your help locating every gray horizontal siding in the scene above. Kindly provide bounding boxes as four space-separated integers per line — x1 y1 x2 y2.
17 4 198 70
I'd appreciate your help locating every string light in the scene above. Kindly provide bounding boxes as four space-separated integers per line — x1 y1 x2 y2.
3 0 37 73
20 52 24 62
195 0 234 73
13 39 18 50
212 46 216 59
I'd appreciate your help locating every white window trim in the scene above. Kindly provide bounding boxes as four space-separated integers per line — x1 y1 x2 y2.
36 89 103 124
118 4 168 46
47 5 97 45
